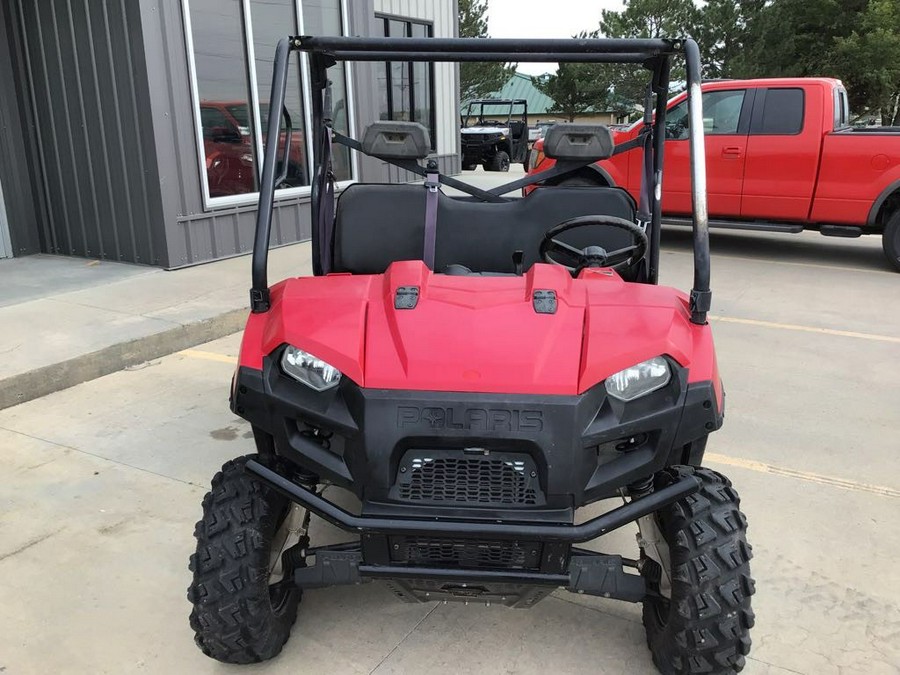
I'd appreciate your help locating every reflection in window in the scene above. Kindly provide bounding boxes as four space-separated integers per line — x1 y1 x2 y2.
303 0 352 181
251 0 308 188
189 0 257 198
187 0 352 200
376 17 435 149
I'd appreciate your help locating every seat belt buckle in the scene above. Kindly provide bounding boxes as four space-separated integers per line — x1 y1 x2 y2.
425 172 440 193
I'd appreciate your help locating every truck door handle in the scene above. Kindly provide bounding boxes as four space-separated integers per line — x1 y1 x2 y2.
721 146 743 158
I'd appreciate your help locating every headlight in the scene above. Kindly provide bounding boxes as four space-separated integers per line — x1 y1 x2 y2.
281 346 341 391
604 356 671 402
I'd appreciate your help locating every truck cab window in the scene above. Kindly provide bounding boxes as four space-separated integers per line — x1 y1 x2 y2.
752 88 804 135
666 90 746 140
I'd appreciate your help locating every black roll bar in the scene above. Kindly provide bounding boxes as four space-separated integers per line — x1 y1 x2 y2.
684 39 711 324
249 36 712 324
250 37 292 313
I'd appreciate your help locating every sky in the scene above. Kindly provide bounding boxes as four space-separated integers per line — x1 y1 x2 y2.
486 0 626 75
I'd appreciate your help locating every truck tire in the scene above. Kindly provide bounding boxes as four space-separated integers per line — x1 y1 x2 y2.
642 466 755 675
486 150 510 172
462 162 478 171
883 211 900 272
188 456 302 664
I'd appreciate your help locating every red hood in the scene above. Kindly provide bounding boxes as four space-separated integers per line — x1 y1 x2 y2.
240 261 715 396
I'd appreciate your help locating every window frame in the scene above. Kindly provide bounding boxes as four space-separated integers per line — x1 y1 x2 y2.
182 0 357 210
375 14 437 151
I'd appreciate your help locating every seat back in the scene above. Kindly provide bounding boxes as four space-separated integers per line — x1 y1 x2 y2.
333 185 637 275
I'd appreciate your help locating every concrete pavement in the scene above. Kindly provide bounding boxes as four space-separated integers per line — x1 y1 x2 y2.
1 226 898 674
0 243 312 410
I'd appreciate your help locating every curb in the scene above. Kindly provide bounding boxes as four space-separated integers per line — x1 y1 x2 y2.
0 309 248 411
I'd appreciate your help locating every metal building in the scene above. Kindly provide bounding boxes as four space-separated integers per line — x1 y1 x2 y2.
0 0 460 267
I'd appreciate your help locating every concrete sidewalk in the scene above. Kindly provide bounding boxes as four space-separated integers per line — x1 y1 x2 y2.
0 244 312 410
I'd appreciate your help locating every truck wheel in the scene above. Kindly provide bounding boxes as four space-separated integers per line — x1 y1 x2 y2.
640 466 755 675
883 211 900 272
188 456 303 664
486 150 510 172
462 162 478 171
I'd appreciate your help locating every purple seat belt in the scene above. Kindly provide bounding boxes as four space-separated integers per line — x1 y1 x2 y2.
423 165 440 269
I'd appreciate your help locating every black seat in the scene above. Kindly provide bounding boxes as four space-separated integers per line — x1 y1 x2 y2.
333 184 637 275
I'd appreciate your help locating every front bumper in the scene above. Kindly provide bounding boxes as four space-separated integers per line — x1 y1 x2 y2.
231 351 721 514
232 355 720 598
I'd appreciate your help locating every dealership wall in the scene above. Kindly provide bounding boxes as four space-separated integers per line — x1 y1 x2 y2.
0 0 460 268
140 0 461 268
2 0 168 265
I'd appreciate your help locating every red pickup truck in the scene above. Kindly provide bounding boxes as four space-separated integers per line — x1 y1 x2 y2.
527 78 900 271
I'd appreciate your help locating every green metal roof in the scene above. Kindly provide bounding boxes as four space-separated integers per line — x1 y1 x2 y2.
462 72 556 116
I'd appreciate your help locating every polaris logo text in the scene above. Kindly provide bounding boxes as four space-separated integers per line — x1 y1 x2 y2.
397 406 543 432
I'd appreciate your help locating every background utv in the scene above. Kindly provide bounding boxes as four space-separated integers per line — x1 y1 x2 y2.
460 98 529 171
187 35 755 675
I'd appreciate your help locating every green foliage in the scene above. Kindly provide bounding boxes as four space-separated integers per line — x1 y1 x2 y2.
738 0 899 124
697 0 765 78
458 0 516 102
588 0 900 124
597 0 700 111
831 0 900 124
530 32 613 121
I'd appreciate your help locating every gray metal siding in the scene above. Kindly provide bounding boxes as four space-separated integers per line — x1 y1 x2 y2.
8 0 167 265
141 0 458 268
0 0 43 257
139 0 313 268
348 0 460 183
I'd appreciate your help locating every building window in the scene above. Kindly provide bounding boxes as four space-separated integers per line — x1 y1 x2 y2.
185 0 352 205
376 17 435 150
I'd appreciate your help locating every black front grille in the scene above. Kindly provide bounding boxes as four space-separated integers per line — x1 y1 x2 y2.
390 536 542 569
391 450 544 506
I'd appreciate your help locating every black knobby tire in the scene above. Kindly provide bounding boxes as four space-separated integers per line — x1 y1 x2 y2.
883 211 900 272
642 466 755 675
486 150 511 172
462 162 478 171
188 455 301 664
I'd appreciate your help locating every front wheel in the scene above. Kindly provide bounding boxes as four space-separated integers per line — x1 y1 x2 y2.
188 456 305 664
486 150 510 172
883 211 900 272
640 466 755 674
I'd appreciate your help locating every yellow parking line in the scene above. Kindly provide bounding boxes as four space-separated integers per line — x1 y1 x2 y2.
705 452 900 498
179 349 238 364
711 315 900 344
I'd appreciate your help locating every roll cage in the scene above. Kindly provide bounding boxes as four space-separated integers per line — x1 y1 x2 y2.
250 36 711 325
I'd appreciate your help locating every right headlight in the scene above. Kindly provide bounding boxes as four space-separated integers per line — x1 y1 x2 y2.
604 356 671 402
281 345 341 392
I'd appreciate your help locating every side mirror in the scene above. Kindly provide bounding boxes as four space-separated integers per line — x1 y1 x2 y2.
210 126 242 143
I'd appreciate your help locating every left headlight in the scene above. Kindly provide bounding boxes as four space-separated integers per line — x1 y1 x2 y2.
281 345 341 391
604 356 671 402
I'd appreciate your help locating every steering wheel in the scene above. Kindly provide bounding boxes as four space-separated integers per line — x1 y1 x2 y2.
540 215 648 274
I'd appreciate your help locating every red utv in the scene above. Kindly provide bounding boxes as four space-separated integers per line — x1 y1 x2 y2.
187 36 754 675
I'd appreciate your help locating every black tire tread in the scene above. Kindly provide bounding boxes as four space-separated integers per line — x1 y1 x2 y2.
643 466 755 675
487 150 511 172
883 210 900 272
187 455 300 664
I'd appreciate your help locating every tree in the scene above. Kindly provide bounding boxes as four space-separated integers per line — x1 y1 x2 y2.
697 0 766 79
831 0 900 124
597 0 702 108
458 0 516 101
737 0 899 124
532 64 610 122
